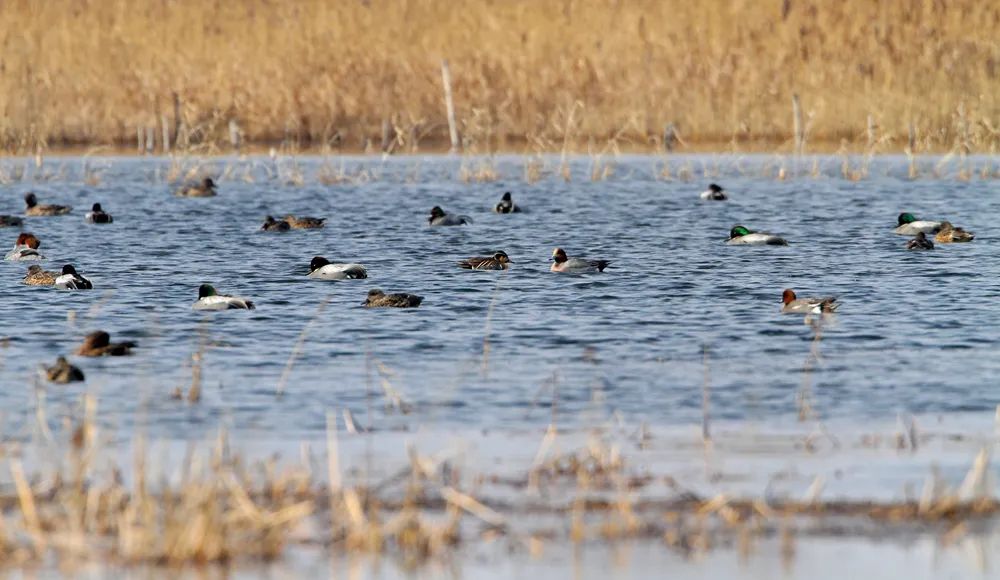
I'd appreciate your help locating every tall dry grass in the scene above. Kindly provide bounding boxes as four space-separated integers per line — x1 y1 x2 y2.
1 0 998 153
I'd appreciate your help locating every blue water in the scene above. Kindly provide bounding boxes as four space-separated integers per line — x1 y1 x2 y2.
1 154 998 440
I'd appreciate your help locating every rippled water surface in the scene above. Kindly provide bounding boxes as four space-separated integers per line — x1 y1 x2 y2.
1 154 998 440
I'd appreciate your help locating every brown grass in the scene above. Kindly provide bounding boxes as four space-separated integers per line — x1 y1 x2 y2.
1 0 998 154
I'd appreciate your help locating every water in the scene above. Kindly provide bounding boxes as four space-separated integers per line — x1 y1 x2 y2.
1 154 998 441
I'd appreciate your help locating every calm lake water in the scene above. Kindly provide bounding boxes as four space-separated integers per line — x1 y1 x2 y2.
1 154 998 441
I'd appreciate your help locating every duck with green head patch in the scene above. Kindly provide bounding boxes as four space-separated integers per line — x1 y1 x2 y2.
726 225 788 246
192 284 256 310
894 212 941 236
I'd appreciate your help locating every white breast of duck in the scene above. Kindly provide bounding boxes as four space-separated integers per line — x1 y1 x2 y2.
192 284 255 310
699 184 728 200
55 265 93 289
308 256 368 280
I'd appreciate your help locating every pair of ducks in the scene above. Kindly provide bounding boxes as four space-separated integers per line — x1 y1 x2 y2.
896 213 974 250
261 215 327 231
44 330 137 384
193 282 423 309
458 249 612 273
428 192 523 226
23 265 93 289
16 193 112 222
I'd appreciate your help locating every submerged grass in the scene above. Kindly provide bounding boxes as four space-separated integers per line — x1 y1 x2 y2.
1 1 999 154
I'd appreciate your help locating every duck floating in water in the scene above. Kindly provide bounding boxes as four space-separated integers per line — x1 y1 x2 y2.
700 183 728 201
428 206 472 226
45 356 85 384
894 213 941 236
55 265 94 290
261 216 291 231
0 215 23 227
23 265 58 286
781 289 839 314
24 193 72 216
726 225 788 246
363 289 423 308
175 177 217 197
85 203 114 224
76 330 136 357
550 247 610 273
284 215 326 229
493 192 522 214
906 232 935 250
308 256 368 280
4 233 45 261
934 221 974 243
459 251 513 270
192 284 256 310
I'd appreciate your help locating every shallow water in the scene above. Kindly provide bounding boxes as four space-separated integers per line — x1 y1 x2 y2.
1 154 998 440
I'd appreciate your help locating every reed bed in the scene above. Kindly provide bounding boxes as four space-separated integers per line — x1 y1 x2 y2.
1 0 998 154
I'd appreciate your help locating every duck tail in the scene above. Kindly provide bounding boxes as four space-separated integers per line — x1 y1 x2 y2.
596 260 611 272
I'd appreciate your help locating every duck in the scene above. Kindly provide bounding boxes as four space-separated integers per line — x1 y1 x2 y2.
192 284 256 310
429 206 472 226
934 221 974 243
24 193 72 216
726 225 788 246
363 289 423 308
175 177 217 197
550 247 610 273
4 233 45 261
22 265 58 286
0 215 23 227
75 330 136 357
894 213 941 236
459 251 513 270
308 256 368 280
906 232 935 250
45 356 85 384
284 215 327 229
55 265 94 290
781 289 839 315
261 216 291 232
493 192 522 214
85 203 114 224
700 183 728 201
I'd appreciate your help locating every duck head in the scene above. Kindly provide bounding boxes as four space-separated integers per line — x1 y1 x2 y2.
428 206 445 223
309 256 331 273
494 251 512 264
198 284 218 298
262 216 277 229
501 192 513 202
82 330 111 349
24 193 37 208
708 183 724 193
782 289 797 305
551 248 568 264
364 288 385 305
203 177 217 190
897 212 917 226
23 234 41 249
938 221 954 232
62 264 79 276
729 225 753 239
26 265 42 274
92 203 103 212
14 233 29 246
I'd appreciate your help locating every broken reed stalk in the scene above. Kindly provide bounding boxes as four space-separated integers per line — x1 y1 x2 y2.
276 296 331 397
440 60 459 154
702 344 711 445
480 270 506 374
792 93 804 157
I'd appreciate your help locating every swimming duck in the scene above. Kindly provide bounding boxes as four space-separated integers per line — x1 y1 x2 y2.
175 177 218 197
363 289 423 308
781 289 839 314
308 256 368 280
45 356 85 384
284 215 326 229
700 183 728 201
493 192 522 214
85 203 114 224
55 265 94 290
894 213 941 236
934 221 974 243
0 215 23 227
75 330 136 357
22 265 58 286
550 247 610 273
906 232 934 250
192 284 256 310
726 225 788 246
24 193 72 216
429 206 472 226
261 216 291 232
459 251 513 270
4 233 45 261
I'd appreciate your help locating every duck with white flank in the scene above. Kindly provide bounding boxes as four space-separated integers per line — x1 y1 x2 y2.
894 213 941 236
700 183 728 201
4 233 45 261
363 289 423 308
192 284 256 310
428 206 472 226
726 225 788 246
459 251 513 270
550 247 610 273
55 265 94 290
308 256 368 280
493 192 522 214
781 289 839 315
85 203 114 224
